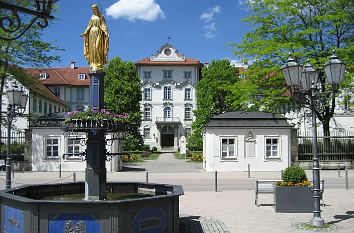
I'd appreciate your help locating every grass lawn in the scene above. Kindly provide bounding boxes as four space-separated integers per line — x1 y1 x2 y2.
136 152 160 160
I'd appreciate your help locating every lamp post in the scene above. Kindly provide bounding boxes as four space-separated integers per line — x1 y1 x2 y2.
0 0 57 41
5 83 28 189
281 50 346 227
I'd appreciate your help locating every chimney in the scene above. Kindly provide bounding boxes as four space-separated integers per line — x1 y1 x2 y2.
71 60 75 69
204 62 209 68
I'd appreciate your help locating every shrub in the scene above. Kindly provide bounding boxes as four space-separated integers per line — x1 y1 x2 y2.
141 150 152 158
151 146 157 152
122 135 143 151
141 145 150 151
282 166 308 184
186 129 203 151
186 149 192 158
191 153 203 162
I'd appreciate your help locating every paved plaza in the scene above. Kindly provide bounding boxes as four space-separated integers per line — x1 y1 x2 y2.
1 153 353 232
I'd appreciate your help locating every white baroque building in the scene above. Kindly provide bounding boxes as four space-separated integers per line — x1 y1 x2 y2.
136 44 203 151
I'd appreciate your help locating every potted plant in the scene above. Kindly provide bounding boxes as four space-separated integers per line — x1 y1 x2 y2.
274 166 313 213
64 109 130 131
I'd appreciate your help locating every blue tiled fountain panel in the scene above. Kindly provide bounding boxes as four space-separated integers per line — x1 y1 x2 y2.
49 213 100 233
4 206 24 233
131 207 168 233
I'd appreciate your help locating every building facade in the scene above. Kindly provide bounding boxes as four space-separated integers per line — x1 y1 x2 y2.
203 112 295 172
25 61 90 113
136 44 203 151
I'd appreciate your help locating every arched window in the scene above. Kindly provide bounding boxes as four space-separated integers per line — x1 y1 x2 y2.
164 107 171 119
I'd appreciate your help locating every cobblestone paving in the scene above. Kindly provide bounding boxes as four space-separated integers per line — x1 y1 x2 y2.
180 215 230 233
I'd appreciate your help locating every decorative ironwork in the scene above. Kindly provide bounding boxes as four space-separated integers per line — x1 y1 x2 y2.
105 152 127 162
0 1 56 41
63 119 130 133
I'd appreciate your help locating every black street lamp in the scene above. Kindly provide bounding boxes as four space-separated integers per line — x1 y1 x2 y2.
281 50 346 227
5 82 28 189
0 0 58 41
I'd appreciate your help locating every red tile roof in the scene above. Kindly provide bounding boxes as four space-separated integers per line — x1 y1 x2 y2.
24 67 90 86
136 56 202 66
33 81 67 106
24 66 90 106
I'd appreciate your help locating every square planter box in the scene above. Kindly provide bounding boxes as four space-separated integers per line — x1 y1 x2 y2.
274 186 313 213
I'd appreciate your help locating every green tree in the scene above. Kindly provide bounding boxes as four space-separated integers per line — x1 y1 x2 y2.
187 59 240 150
104 57 143 150
232 0 353 136
1 2 61 135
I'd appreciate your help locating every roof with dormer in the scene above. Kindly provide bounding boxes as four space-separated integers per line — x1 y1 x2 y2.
136 43 202 66
24 66 90 86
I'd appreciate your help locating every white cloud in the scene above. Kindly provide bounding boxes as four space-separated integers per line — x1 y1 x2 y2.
105 0 165 22
200 6 221 39
203 23 217 38
200 5 221 22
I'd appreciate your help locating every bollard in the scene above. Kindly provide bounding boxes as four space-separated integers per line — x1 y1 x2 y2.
345 168 348 190
215 171 218 192
248 164 250 178
146 172 149 183
338 163 341 177
73 172 76 182
59 164 62 178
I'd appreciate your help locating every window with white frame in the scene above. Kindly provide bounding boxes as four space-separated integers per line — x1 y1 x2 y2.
78 73 86 80
143 128 151 138
143 71 151 79
33 97 37 112
40 73 47 79
44 101 47 113
220 137 237 159
164 106 171 119
39 99 42 113
49 103 52 113
144 107 151 120
265 137 280 158
53 88 60 97
45 138 59 159
77 88 84 100
163 70 172 79
184 71 192 78
163 86 172 100
185 107 192 120
185 88 191 100
144 88 151 100
66 138 82 158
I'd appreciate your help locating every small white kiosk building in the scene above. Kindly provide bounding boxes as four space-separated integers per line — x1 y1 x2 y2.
203 111 295 172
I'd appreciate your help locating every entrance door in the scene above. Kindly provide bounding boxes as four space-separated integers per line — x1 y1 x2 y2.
160 125 175 148
161 134 174 147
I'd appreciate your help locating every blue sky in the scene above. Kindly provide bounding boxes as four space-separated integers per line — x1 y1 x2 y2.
39 0 252 68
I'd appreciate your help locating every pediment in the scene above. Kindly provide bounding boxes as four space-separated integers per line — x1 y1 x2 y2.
149 43 185 62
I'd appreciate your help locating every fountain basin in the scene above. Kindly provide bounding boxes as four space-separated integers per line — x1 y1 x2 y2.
0 182 183 233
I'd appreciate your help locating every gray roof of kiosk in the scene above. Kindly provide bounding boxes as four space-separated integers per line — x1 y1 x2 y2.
204 111 291 128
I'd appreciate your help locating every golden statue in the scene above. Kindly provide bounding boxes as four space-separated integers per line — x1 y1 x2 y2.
80 4 109 71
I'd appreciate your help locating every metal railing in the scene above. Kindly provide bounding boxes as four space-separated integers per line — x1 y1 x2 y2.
0 131 26 160
155 117 180 123
298 131 354 161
